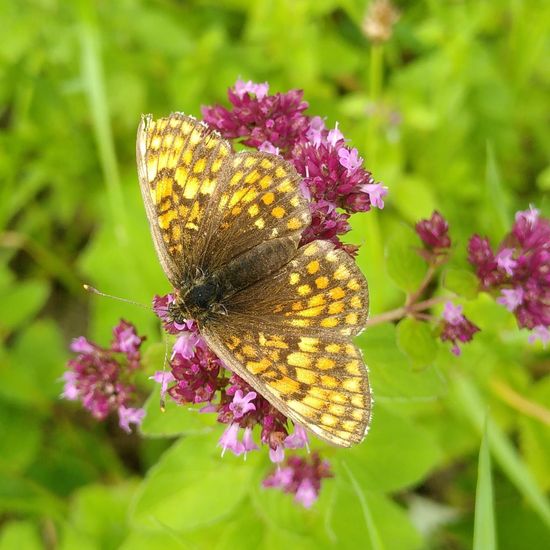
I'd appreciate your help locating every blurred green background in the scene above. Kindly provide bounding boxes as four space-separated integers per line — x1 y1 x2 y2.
1 1 549 548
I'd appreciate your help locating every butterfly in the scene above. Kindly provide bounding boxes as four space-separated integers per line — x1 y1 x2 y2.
136 112 372 446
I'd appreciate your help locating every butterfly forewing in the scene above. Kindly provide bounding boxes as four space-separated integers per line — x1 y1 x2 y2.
137 113 232 284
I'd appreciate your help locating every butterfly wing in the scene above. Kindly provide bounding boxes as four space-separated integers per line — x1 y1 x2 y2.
137 114 310 285
202 240 371 447
136 113 232 285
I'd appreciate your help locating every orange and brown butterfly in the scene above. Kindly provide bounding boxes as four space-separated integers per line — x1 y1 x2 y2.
136 112 372 447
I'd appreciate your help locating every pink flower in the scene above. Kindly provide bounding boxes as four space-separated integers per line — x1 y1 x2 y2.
415 211 451 252
306 116 326 147
172 331 201 360
229 390 257 419
242 427 259 454
234 79 269 100
528 325 550 347
327 122 345 147
269 444 285 464
118 406 146 433
219 423 245 457
338 147 363 172
284 424 309 449
149 371 176 401
496 248 517 276
362 183 388 209
258 140 280 155
443 302 464 325
295 478 318 509
497 287 524 312
440 302 480 355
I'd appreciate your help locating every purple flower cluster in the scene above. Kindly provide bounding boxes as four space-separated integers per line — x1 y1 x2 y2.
202 79 386 251
440 302 480 356
415 210 451 260
263 453 333 509
151 294 310 464
62 320 146 433
468 206 550 344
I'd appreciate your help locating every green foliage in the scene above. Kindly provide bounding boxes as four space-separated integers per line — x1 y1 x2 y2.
1 0 549 548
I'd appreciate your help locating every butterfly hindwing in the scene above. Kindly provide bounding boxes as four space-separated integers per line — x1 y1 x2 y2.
203 240 371 447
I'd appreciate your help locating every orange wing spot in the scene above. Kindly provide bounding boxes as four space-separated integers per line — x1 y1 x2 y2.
343 378 361 392
297 305 325 318
229 171 243 186
298 337 320 353
227 336 241 350
345 344 357 356
268 350 281 362
290 319 311 327
346 360 360 374
189 201 201 222
291 301 304 311
320 414 338 427
147 158 158 181
351 394 364 408
155 177 173 201
287 218 302 230
193 157 206 173
302 396 325 410
247 358 271 374
244 170 260 184
242 345 257 357
320 375 338 388
200 178 216 195
329 403 346 416
287 352 312 368
304 243 318 256
212 158 223 173
297 284 312 296
325 343 341 354
343 420 358 432
350 295 363 308
228 188 248 207
307 260 320 274
289 273 300 285
255 218 265 229
352 409 364 421
321 317 339 328
272 206 285 219
259 175 272 189
248 204 260 217
172 225 181 240
182 148 193 165
347 279 361 291
326 251 339 262
271 377 300 394
275 166 286 178
260 158 274 169
345 313 359 325
151 135 162 150
315 276 329 289
158 209 177 229
259 335 289 349
277 179 293 193
296 368 317 384
329 287 346 300
262 192 275 205
334 265 351 280
328 301 345 315
308 295 325 307
183 177 200 199
244 156 257 168
232 156 244 168
317 357 336 370
290 197 300 207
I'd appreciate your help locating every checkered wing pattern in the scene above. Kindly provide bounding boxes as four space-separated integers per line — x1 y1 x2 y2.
203 240 371 447
137 113 232 285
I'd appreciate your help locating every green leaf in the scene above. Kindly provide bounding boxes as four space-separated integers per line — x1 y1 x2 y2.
0 521 42 550
130 435 258 532
453 373 550 529
396 317 438 367
140 391 213 438
473 419 496 550
385 226 427 293
357 324 446 401
443 268 479 299
0 280 49 334
342 403 442 492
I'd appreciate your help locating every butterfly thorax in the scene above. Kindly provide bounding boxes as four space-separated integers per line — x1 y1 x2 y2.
170 235 300 324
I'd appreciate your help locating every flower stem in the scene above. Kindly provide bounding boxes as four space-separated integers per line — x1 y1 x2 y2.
365 296 445 327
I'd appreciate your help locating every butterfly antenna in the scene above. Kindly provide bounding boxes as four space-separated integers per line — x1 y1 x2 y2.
83 284 152 310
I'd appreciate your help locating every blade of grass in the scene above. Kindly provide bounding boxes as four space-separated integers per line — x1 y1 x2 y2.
78 0 128 246
453 372 550 529
342 461 385 550
485 143 510 238
473 417 497 550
